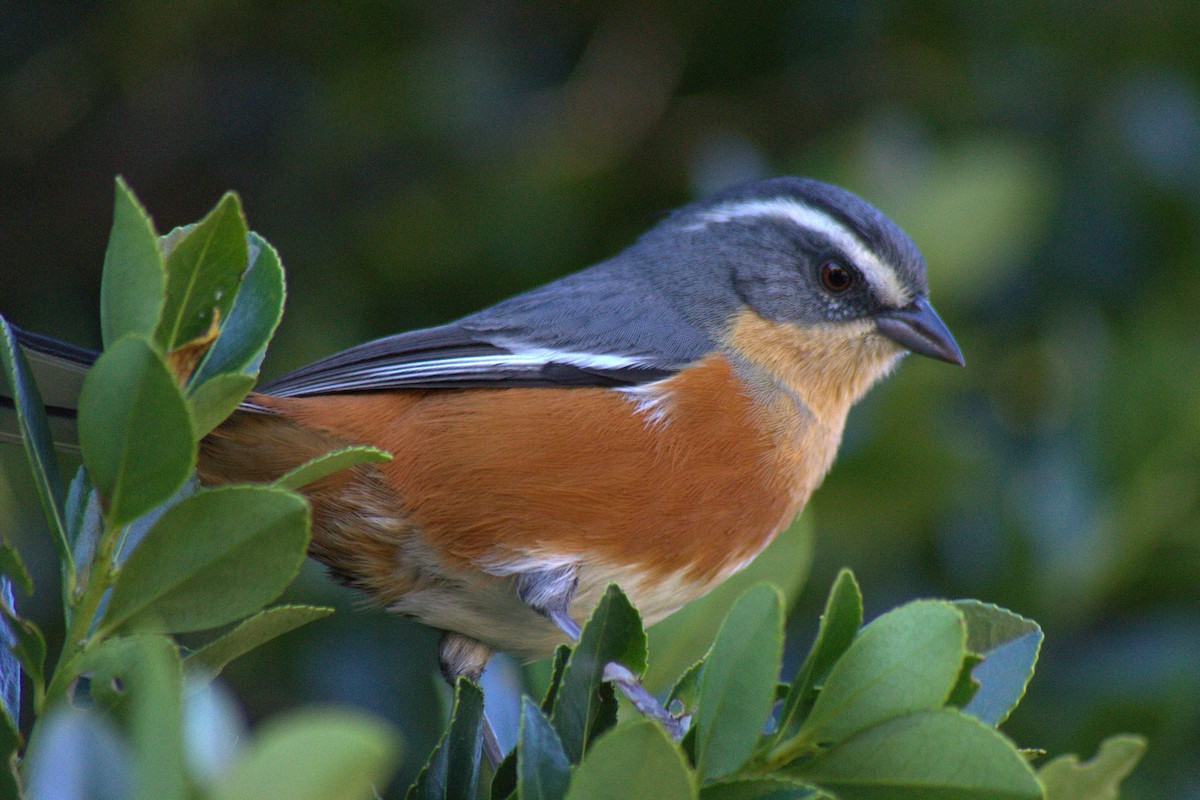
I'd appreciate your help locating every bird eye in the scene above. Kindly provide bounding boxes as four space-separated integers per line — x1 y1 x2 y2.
820 261 853 293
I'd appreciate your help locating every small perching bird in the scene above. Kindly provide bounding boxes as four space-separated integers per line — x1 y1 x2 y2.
9 176 963 757
199 176 962 676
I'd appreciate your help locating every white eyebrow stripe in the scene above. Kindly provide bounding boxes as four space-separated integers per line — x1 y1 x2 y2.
692 198 911 307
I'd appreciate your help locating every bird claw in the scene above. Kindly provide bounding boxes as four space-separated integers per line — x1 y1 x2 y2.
603 661 689 739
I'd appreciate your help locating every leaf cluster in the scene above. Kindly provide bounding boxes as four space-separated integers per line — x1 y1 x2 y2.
0 179 397 798
414 576 1145 800
0 181 1147 800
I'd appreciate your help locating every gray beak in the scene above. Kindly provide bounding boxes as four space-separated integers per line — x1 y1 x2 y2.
876 296 965 366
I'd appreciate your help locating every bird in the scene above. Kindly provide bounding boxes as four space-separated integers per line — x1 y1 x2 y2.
9 176 962 756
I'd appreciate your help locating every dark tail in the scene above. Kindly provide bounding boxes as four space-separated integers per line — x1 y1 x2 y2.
1 327 98 452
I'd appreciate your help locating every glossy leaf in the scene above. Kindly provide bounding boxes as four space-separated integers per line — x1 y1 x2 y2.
563 719 696 800
100 177 166 349
552 584 646 763
181 676 246 785
99 486 310 634
0 684 18 800
0 539 32 597
0 315 71 565
77 335 196 527
776 569 863 743
699 778 823 800
1037 734 1147 800
65 465 101 567
0 596 45 697
517 697 570 800
793 709 1041 800
492 751 518 800
794 601 966 747
695 584 785 782
185 605 334 676
113 476 197 565
273 446 393 492
155 193 248 353
540 644 571 716
189 372 256 437
191 231 286 386
947 653 984 710
83 635 187 800
667 658 705 717
500 646 574 800
23 708 132 800
952 600 1043 727
407 678 485 800
0 580 19 739
214 708 400 800
646 515 812 691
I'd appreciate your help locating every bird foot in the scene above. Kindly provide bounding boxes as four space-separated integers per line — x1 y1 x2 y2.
603 661 688 739
546 608 685 737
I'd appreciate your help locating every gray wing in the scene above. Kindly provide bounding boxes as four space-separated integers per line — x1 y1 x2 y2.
260 253 719 397
257 322 678 396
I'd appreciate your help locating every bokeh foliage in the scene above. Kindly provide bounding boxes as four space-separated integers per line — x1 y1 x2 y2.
1 2 1197 797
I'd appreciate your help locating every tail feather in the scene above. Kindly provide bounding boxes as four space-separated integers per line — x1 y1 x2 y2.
1 327 97 452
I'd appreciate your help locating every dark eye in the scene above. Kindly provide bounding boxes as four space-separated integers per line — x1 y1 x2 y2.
820 261 854 293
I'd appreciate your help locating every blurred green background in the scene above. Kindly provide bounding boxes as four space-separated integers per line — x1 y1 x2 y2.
1 1 1197 797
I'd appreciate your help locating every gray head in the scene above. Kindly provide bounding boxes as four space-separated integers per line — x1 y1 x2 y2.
634 176 962 365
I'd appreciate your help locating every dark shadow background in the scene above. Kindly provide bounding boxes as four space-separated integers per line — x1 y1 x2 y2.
1 2 1198 796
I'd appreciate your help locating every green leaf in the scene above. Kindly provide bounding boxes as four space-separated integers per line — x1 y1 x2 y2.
184 605 334 676
952 600 1043 727
155 193 249 353
189 372 256 437
517 697 570 800
696 584 785 782
274 446 393 492
0 315 71 567
191 231 286 386
563 719 697 800
793 600 966 747
214 708 401 800
0 688 20 800
792 709 1042 800
775 569 863 744
1037 735 1147 800
552 584 646 763
23 707 132 800
64 465 99 562
0 599 46 698
699 778 823 800
77 335 196 527
407 678 485 800
667 658 705 718
646 515 813 691
540 644 571 716
180 676 245 785
0 578 21 771
0 539 32 597
101 177 166 349
492 751 518 800
99 485 310 634
947 653 984 710
82 635 188 800
114 476 197 565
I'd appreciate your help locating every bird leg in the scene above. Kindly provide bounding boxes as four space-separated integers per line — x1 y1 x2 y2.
515 567 687 739
436 631 505 769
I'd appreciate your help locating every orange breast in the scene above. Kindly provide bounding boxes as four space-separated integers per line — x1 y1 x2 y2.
272 353 821 584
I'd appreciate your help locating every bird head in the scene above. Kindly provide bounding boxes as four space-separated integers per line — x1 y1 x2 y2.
638 177 963 419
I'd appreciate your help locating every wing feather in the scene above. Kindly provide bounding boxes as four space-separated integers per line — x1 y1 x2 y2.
257 323 677 396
